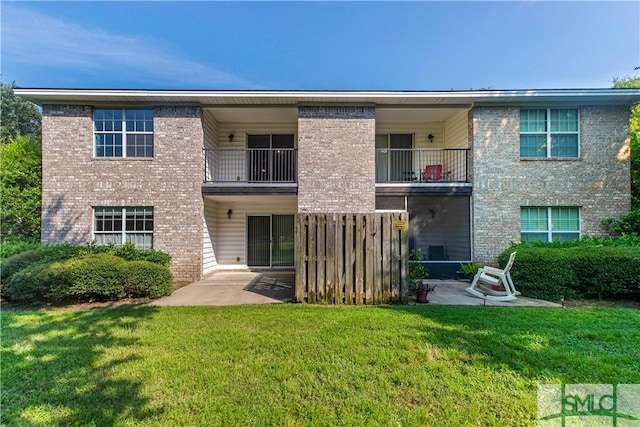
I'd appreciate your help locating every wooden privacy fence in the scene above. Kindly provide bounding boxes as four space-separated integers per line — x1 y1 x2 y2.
295 212 409 305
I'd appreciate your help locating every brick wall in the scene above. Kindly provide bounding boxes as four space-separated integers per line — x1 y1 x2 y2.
297 106 376 212
41 105 204 282
471 105 631 265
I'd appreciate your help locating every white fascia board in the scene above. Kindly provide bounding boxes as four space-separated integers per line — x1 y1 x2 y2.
14 88 640 105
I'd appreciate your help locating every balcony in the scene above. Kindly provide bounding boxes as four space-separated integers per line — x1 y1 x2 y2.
375 148 470 183
204 148 297 183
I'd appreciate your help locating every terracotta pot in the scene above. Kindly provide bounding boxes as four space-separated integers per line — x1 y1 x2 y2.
416 290 429 303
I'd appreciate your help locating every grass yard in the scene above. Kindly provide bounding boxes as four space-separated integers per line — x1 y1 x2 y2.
2 304 639 426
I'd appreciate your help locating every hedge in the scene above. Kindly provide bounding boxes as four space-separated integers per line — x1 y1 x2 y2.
5 254 173 304
0 237 41 259
497 245 640 300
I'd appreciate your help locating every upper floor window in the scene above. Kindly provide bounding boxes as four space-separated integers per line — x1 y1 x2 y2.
520 109 579 158
521 206 580 243
94 207 154 249
94 109 154 158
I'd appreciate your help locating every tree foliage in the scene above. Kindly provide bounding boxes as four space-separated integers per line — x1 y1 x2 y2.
0 135 42 238
1 83 43 239
612 75 640 208
1 82 41 144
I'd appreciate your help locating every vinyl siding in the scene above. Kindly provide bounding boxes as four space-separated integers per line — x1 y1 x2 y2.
215 123 297 182
210 195 297 267
376 122 446 149
203 198 218 275
444 109 470 149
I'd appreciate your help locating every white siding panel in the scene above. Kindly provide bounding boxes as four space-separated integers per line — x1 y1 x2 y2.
203 111 218 149
217 123 298 149
203 198 218 275
376 122 445 149
214 196 297 267
444 109 469 149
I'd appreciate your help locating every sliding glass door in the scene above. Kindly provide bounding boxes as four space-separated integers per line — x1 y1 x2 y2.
247 214 294 267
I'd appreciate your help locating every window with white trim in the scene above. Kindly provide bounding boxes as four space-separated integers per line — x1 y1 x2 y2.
94 207 154 249
520 108 579 158
94 109 154 157
520 207 580 243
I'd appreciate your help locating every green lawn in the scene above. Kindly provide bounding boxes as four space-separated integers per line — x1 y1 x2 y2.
2 305 639 426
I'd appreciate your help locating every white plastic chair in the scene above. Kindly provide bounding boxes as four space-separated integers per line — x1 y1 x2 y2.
465 251 520 302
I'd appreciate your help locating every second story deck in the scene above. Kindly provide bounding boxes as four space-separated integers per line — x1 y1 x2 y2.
202 147 471 196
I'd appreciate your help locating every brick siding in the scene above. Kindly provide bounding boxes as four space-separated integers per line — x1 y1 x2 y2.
297 106 376 212
471 105 631 265
41 105 204 282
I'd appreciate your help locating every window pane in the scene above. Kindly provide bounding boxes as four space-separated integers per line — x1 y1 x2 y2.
552 232 580 242
126 233 153 249
521 232 548 243
521 207 548 231
125 208 153 231
126 109 153 132
272 134 294 148
551 207 579 231
550 134 578 157
520 135 547 157
247 135 270 149
550 109 578 132
95 233 122 246
126 134 153 157
520 109 546 133
95 133 122 157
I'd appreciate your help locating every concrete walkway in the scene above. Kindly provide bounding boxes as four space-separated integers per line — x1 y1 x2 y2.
151 272 559 307
150 271 294 306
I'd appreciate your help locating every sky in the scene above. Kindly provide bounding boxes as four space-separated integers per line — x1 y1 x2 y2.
1 1 639 91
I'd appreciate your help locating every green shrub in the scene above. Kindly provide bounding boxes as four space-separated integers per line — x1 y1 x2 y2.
603 209 640 236
4 261 60 304
123 261 173 298
61 255 129 302
4 253 173 304
0 237 41 259
1 244 81 283
498 245 640 300
80 242 172 266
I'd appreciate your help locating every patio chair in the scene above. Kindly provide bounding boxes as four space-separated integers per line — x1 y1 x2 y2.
465 251 521 302
424 164 443 181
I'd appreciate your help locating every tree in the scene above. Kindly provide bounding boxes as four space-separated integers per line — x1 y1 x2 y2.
1 82 41 144
0 135 42 238
1 83 43 239
612 75 640 209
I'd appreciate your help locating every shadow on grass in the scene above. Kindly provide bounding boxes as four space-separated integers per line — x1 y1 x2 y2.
1 305 162 425
378 305 640 384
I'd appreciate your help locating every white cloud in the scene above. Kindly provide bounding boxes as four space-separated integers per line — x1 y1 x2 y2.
1 4 256 88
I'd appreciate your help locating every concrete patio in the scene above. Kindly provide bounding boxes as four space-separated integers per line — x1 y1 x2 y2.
151 272 560 307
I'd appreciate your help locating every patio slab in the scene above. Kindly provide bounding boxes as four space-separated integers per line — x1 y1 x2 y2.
418 280 561 307
151 273 559 307
150 271 295 306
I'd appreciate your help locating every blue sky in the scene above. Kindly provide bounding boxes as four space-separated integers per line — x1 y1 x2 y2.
1 1 638 90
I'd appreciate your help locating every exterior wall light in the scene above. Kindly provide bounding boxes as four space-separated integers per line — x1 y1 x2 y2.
227 209 233 219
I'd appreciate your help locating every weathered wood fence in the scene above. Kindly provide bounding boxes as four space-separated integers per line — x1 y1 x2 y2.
295 212 409 305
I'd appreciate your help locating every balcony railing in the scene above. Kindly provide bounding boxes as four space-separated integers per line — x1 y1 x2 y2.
204 148 297 183
375 148 470 183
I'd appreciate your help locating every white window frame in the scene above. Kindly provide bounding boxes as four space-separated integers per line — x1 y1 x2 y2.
520 206 581 243
93 108 154 158
93 207 154 249
520 108 580 158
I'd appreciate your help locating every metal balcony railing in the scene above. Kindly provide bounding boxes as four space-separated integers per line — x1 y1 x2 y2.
375 148 470 183
204 148 297 183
